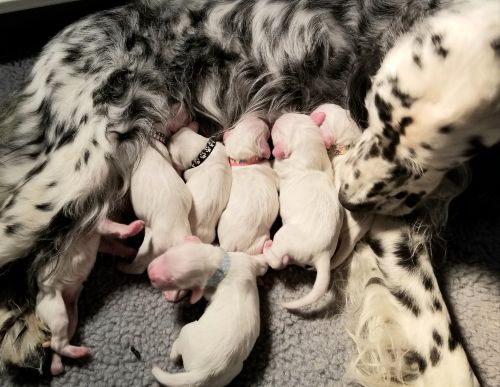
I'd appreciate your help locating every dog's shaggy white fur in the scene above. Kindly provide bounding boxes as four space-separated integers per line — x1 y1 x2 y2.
147 238 266 387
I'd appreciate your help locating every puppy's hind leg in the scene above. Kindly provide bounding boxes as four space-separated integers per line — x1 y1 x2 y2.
263 225 303 269
36 290 89 375
169 338 182 362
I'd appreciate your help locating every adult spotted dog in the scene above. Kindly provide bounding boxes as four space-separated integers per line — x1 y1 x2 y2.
0 0 497 386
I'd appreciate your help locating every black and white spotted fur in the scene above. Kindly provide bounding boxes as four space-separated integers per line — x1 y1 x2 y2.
0 0 496 385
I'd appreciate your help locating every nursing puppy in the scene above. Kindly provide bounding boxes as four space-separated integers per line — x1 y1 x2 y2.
217 116 279 254
147 238 266 387
263 112 343 310
37 219 143 375
312 104 373 267
167 125 231 243
118 136 192 277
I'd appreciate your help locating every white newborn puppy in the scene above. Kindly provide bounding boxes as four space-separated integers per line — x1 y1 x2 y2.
217 115 279 254
263 112 343 310
37 219 143 375
168 125 231 243
311 103 373 268
147 238 266 387
119 135 192 276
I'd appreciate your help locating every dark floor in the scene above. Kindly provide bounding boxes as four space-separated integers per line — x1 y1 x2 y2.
0 0 128 63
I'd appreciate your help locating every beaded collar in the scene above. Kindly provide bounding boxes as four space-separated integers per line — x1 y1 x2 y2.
188 137 217 169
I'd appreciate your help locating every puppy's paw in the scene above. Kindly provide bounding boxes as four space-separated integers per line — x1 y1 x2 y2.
50 354 64 376
163 290 188 303
59 345 90 359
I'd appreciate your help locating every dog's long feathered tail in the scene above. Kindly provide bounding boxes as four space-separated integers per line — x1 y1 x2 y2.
152 366 209 387
282 253 331 310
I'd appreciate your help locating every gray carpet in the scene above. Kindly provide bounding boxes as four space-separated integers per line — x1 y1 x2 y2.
0 59 498 387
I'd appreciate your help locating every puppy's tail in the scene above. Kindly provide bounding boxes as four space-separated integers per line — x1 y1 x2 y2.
0 303 48 373
152 366 209 386
282 253 331 310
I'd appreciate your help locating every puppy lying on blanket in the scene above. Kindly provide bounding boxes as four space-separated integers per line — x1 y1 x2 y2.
168 124 232 244
118 128 192 277
147 237 267 387
218 116 279 254
37 219 143 375
312 104 374 268
263 111 343 310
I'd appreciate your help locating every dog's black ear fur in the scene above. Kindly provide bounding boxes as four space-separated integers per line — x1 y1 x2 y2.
347 61 371 130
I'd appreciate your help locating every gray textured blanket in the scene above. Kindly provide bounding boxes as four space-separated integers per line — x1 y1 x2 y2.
0 59 498 387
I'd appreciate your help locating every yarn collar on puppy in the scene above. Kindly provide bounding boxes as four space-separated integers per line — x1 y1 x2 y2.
188 137 217 169
149 129 169 147
228 156 263 166
206 253 231 289
328 143 354 157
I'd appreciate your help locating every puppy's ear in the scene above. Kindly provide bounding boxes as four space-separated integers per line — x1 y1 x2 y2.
190 287 204 304
185 235 202 243
272 143 289 159
187 121 199 133
310 111 326 126
259 137 271 159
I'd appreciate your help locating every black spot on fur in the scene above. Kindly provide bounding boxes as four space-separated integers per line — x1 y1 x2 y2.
83 150 90 164
366 235 384 257
389 164 411 186
46 181 57 188
80 114 88 125
412 54 422 68
75 160 81 171
420 142 433 150
55 127 77 151
92 138 99 147
354 169 361 179
395 190 408 199
398 116 413 135
430 347 441 366
439 125 454 134
433 330 443 347
431 34 448 58
391 83 416 108
491 37 500 56
408 148 416 157
63 46 83 64
374 93 393 124
404 350 427 373
463 136 486 158
404 192 424 208
433 298 443 312
343 183 349 190
93 68 133 106
5 224 21 235
35 203 53 211
25 161 48 181
391 289 420 317
422 273 434 291
394 234 419 271
448 323 459 351
367 181 386 198
368 144 380 157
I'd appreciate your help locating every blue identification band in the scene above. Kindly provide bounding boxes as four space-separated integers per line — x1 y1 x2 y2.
206 253 231 288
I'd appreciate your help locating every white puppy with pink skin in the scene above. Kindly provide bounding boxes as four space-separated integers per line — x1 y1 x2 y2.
118 130 192 278
167 123 232 244
37 218 144 375
263 111 343 310
311 103 374 268
147 237 267 387
217 115 279 254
